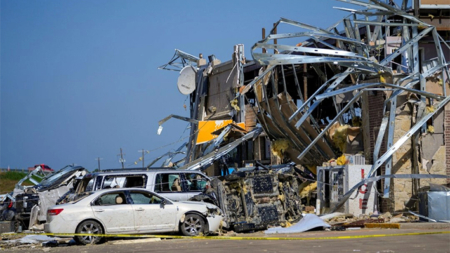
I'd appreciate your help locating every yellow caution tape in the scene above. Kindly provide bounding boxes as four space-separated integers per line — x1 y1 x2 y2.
1 231 448 241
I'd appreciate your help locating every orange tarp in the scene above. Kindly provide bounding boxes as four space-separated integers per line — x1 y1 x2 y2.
196 120 246 144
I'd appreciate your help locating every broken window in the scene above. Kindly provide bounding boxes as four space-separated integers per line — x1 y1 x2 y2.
76 177 95 194
129 191 163 205
102 175 147 189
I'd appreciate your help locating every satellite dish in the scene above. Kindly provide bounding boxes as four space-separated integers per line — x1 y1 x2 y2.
177 66 196 95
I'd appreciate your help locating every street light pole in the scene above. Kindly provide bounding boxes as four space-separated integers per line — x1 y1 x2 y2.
138 149 149 169
118 148 125 169
95 157 103 172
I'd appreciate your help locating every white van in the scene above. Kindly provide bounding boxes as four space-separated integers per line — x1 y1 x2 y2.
60 169 210 203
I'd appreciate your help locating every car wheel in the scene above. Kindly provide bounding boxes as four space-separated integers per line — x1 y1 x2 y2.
75 220 104 245
180 214 205 236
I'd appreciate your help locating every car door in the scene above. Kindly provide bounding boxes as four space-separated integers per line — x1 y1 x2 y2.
128 190 178 232
91 191 135 233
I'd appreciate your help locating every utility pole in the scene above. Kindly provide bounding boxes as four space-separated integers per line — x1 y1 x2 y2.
95 157 103 172
138 149 149 169
117 148 125 169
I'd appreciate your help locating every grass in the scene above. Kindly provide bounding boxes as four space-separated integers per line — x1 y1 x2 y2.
1 171 28 180
0 171 42 194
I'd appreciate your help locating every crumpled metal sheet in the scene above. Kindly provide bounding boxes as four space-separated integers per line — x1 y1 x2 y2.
265 214 330 234
181 127 263 171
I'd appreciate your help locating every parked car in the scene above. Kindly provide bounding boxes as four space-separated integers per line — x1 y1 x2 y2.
45 188 223 244
57 169 210 204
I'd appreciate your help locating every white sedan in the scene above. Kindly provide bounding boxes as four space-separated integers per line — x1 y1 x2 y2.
44 188 223 244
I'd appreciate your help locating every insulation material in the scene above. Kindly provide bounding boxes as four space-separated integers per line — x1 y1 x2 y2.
230 99 240 112
327 122 341 141
333 125 350 153
271 139 290 159
337 155 348 165
330 125 361 153
300 182 317 199
379 73 387 83
426 106 435 113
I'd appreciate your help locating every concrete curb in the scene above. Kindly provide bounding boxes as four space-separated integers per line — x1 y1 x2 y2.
364 222 450 229
398 222 450 230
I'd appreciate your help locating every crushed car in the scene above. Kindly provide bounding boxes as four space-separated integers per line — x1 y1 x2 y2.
45 188 223 244
190 163 305 232
1 165 88 231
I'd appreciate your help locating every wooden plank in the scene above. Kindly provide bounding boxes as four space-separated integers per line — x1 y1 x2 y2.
277 93 336 160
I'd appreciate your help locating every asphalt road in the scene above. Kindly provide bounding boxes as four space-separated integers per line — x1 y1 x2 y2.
4 228 450 253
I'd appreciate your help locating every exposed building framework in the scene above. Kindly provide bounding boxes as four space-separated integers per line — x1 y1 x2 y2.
159 0 450 213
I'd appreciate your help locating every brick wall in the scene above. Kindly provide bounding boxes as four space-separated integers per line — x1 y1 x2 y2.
367 91 387 165
446 105 450 185
366 90 390 212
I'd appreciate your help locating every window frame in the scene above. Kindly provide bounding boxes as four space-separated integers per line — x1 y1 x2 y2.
154 173 183 193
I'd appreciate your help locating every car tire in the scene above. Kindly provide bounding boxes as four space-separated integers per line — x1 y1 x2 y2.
180 214 206 236
75 220 104 245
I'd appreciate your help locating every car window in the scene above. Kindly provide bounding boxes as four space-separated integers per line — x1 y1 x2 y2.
39 166 79 188
94 192 127 206
185 173 208 192
101 175 147 189
102 176 126 189
123 176 146 188
85 178 94 192
129 191 163 204
154 173 181 193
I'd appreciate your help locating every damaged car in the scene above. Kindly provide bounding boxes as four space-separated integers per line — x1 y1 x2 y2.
190 163 304 232
11 165 87 230
45 188 223 244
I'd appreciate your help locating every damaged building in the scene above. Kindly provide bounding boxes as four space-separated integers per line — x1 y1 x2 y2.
157 0 450 223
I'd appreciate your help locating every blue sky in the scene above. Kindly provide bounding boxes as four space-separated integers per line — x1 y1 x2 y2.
1 0 369 171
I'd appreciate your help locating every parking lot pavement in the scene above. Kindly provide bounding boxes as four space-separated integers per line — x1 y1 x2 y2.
3 228 450 253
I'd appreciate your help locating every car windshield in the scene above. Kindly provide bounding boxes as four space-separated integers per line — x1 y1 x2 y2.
39 165 80 187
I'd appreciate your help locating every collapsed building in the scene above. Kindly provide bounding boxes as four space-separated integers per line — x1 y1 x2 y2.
158 0 450 222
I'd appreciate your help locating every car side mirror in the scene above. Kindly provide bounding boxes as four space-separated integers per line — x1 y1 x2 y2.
160 199 166 208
